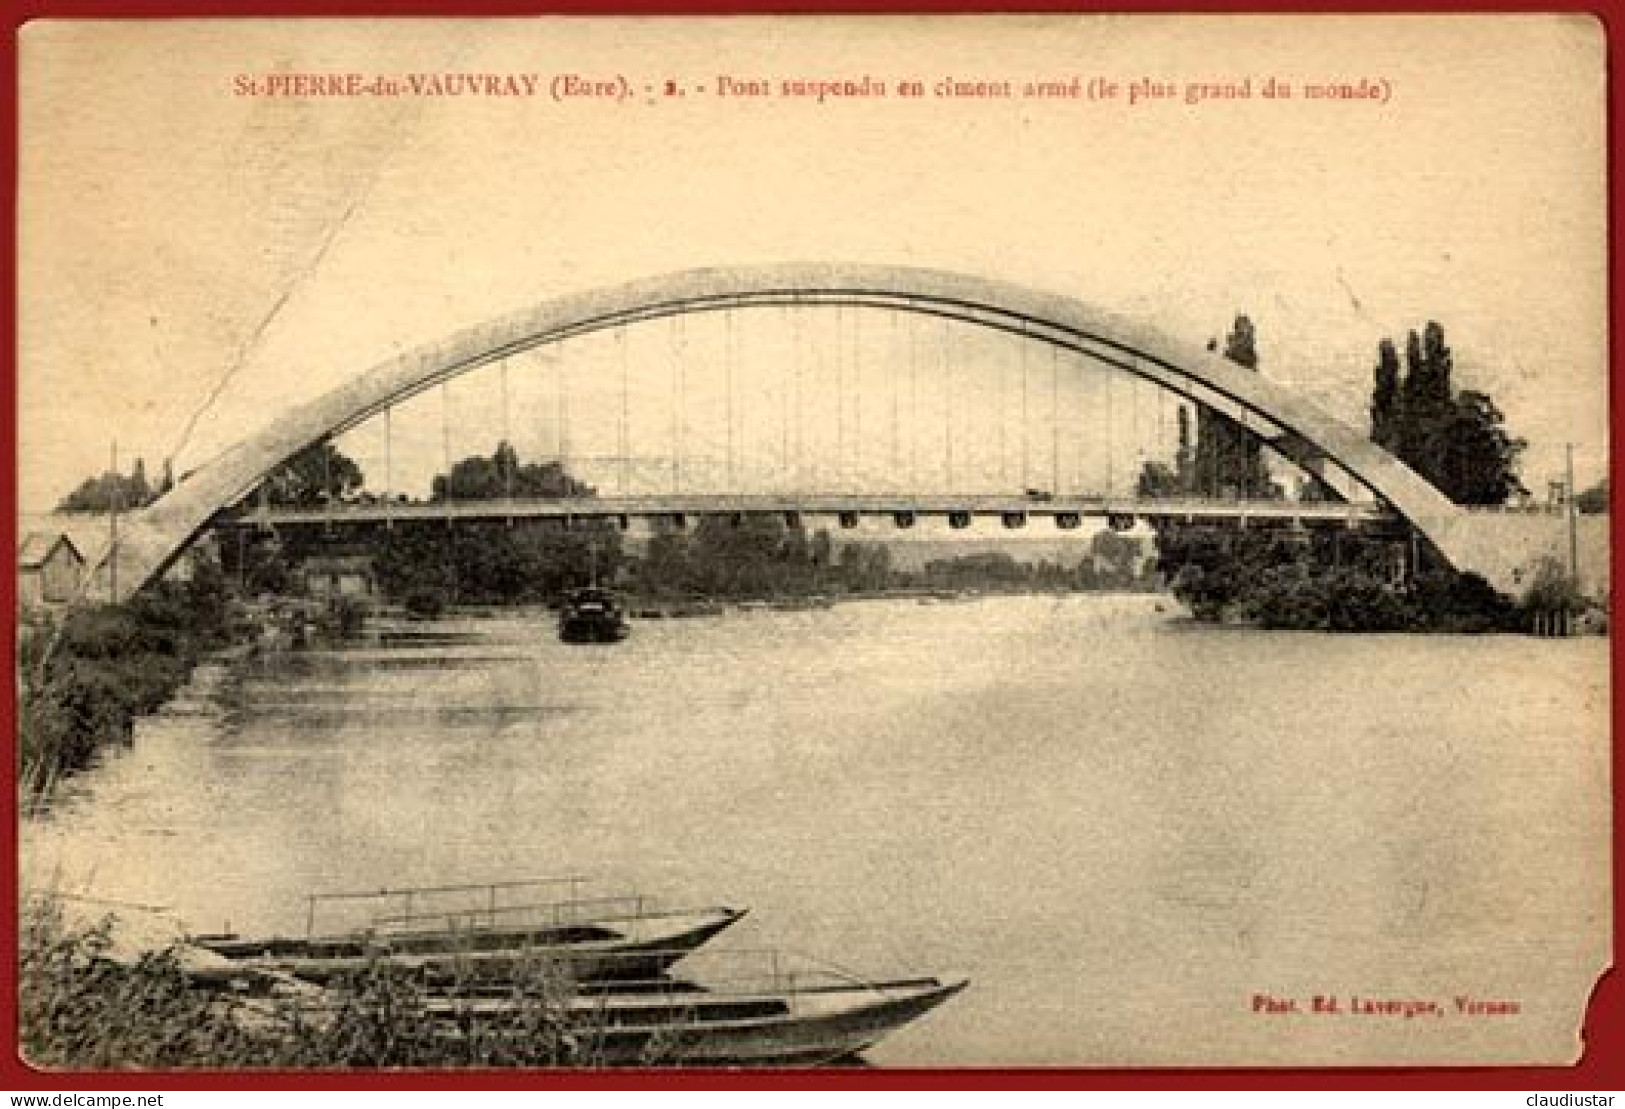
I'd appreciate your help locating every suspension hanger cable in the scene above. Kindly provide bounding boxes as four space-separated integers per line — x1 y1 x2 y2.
558 339 571 476
1051 344 1060 494
440 381 451 494
501 359 513 501
910 311 919 489
1104 364 1114 497
782 305 791 487
619 328 631 495
673 316 684 493
383 406 393 528
791 304 802 490
838 304 851 491
999 330 1007 489
725 307 736 489
943 317 954 492
1021 335 1030 490
890 310 901 487
851 307 862 491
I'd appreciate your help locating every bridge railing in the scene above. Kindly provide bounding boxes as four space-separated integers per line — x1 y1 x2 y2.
228 492 1393 532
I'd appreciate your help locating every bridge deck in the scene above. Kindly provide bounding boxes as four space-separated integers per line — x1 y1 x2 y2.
233 494 1390 528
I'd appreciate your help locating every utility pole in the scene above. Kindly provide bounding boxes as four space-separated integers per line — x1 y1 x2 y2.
109 440 120 605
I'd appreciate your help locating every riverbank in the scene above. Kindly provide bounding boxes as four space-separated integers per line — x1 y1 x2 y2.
18 563 240 807
18 897 592 1068
1159 529 1605 634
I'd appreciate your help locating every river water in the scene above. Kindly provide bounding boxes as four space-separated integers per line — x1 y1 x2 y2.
21 595 1611 1067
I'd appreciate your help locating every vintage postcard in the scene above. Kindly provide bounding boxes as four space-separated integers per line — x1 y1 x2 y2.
14 15 1610 1071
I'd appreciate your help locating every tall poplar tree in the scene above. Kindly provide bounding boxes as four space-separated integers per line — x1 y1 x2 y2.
1370 338 1401 449
1369 321 1525 505
1194 314 1272 498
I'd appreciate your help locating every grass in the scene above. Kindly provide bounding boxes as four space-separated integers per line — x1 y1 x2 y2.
18 565 238 813
18 685 700 1067
19 898 615 1070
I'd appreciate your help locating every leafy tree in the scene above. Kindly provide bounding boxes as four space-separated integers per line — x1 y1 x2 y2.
1429 391 1527 505
1193 315 1273 498
1368 322 1526 505
1153 320 1529 629
922 552 1029 590
1397 323 1455 482
226 533 293 595
1137 405 1197 499
1136 461 1182 498
1089 528 1146 586
365 445 613 609
1157 527 1282 619
1405 323 1454 412
809 529 833 573
690 516 807 597
835 541 893 593
373 521 620 609
1409 569 1517 632
1370 339 1401 449
259 443 365 507
129 459 149 507
1574 477 1609 514
1245 562 1421 632
432 442 592 502
634 516 832 599
638 529 698 595
56 459 161 512
1518 556 1586 620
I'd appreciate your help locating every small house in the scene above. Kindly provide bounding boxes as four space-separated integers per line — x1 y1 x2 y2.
18 531 86 607
300 553 377 600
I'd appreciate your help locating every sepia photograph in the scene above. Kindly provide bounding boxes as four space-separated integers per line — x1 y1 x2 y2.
13 14 1612 1073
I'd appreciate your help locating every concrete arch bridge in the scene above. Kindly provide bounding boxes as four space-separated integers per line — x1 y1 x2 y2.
91 264 1529 598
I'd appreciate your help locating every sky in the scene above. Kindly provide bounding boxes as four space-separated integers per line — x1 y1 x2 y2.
17 15 1609 512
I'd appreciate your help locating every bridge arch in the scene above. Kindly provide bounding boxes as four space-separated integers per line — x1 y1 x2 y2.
108 263 1470 593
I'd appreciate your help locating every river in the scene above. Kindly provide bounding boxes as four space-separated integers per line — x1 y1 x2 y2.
20 594 1611 1067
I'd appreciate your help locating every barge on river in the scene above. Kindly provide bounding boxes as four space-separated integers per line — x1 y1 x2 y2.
558 587 630 644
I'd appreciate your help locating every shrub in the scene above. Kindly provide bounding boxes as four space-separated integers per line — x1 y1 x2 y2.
20 901 274 1068
19 899 594 1069
1519 557 1587 617
1411 569 1518 632
18 557 243 805
401 586 448 620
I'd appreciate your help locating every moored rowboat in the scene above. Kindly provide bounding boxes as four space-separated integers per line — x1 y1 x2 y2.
196 906 745 985
191 880 744 985
440 973 969 1066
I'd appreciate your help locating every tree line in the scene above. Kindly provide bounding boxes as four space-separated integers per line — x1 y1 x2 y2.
56 457 173 513
1147 313 1543 630
222 439 1177 610
1369 321 1526 505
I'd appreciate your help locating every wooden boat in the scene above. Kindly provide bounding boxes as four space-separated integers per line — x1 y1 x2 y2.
442 973 968 1066
358 948 968 1067
191 880 743 985
194 910 966 1066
